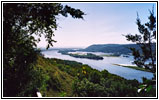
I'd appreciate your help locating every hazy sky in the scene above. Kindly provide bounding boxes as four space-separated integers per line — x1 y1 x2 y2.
37 2 156 48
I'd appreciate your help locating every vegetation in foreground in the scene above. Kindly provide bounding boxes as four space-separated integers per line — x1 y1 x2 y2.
3 3 84 97
33 55 156 97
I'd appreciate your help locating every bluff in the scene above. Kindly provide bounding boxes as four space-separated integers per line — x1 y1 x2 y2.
82 44 156 55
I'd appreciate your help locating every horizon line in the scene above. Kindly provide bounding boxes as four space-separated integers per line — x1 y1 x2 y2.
38 43 137 49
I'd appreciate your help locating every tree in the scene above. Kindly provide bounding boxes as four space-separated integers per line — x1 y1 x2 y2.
125 7 156 73
3 3 84 97
125 7 156 93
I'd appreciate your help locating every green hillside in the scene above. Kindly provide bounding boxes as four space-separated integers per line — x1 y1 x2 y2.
35 56 74 97
34 55 156 97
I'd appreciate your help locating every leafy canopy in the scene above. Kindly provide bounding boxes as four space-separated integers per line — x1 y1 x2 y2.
3 3 84 97
4 3 84 49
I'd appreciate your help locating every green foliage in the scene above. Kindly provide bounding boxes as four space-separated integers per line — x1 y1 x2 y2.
17 64 50 97
51 58 155 97
3 3 84 97
138 82 156 97
138 77 156 93
73 78 105 97
88 70 101 84
3 48 41 96
34 56 75 97
72 71 140 97
101 70 109 78
32 56 156 97
59 91 67 97
52 57 155 97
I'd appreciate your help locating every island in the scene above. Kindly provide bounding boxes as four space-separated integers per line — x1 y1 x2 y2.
69 53 104 60
100 53 120 57
58 50 104 60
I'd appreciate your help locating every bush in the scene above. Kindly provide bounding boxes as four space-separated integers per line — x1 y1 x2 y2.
101 70 109 78
88 71 101 84
73 78 106 97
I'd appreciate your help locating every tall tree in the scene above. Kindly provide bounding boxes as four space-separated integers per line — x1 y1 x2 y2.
3 3 84 97
125 7 156 73
125 6 156 94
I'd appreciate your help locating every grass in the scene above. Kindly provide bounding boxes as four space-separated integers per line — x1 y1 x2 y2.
36 56 74 97
112 64 151 72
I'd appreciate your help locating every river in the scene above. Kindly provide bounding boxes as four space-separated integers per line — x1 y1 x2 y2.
41 50 154 82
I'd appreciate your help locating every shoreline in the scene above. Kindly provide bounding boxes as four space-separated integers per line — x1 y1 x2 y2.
112 64 151 72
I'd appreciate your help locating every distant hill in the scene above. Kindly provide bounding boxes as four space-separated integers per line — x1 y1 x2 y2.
81 43 156 55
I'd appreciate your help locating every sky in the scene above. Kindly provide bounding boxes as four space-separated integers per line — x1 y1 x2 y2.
37 2 156 48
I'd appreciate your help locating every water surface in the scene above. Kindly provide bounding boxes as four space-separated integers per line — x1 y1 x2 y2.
41 50 154 82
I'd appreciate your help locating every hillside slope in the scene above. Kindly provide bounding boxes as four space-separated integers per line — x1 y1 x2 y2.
36 56 74 97
35 55 156 97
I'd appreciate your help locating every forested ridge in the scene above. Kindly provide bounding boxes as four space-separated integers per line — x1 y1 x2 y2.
81 43 156 55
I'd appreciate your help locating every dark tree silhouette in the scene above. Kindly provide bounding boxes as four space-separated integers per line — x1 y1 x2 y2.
125 7 156 73
125 7 156 93
3 3 84 97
